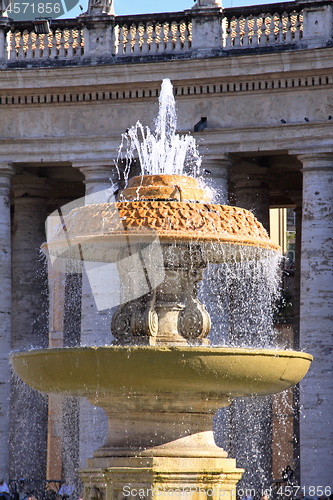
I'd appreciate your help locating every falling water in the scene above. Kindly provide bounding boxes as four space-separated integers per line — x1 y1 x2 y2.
9 373 48 480
199 250 283 490
201 251 282 348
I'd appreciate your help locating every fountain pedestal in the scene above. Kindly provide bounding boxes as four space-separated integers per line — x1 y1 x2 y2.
80 377 244 499
111 243 211 346
81 451 243 500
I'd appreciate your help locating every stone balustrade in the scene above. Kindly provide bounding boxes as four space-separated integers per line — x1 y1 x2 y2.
222 3 303 50
0 0 332 67
3 19 83 61
114 12 191 56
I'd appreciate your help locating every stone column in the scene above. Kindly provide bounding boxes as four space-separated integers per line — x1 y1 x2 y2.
287 191 303 352
47 265 66 481
297 153 333 486
230 163 270 232
226 162 273 489
78 164 119 202
202 156 231 204
0 164 15 481
9 174 50 480
74 163 119 347
73 163 118 468
0 18 10 68
287 190 302 485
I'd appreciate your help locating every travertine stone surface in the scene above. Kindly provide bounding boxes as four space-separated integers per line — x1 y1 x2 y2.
286 190 302 483
45 200 277 254
202 157 231 205
80 453 243 500
75 163 117 468
297 153 333 486
0 164 15 481
43 174 279 346
83 17 115 59
230 164 270 232
1 49 333 167
9 174 49 480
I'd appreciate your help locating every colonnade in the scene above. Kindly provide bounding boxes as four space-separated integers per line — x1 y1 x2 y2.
0 153 332 486
0 163 15 482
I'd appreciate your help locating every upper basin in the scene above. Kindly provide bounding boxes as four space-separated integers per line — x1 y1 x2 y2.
42 175 280 264
10 346 312 413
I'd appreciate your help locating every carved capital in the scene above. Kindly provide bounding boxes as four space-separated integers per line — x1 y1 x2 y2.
297 153 333 173
0 163 15 196
72 162 118 199
11 174 51 198
178 298 211 342
111 293 158 345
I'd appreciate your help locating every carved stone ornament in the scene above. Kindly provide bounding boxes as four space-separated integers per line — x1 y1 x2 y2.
178 299 211 341
111 243 211 346
111 291 158 345
43 174 279 346
87 0 114 15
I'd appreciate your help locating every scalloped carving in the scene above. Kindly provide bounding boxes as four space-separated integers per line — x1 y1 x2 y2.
45 175 280 255
48 200 278 252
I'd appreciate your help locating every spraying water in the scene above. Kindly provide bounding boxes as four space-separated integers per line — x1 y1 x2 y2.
118 79 202 178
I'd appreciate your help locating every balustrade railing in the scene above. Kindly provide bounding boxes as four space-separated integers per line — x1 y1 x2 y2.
222 9 303 49
114 13 192 56
4 19 83 61
0 0 331 67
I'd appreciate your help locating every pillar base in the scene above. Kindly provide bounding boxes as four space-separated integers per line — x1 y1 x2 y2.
81 452 243 500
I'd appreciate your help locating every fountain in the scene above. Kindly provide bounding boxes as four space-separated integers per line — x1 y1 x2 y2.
10 79 312 498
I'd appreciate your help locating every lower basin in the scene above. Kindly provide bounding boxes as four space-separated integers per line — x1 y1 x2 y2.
10 346 312 413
